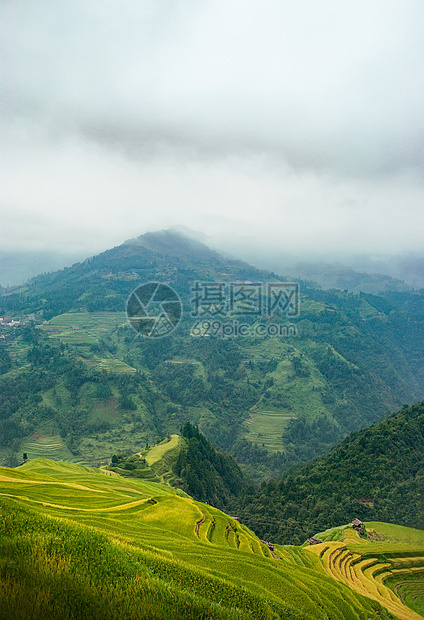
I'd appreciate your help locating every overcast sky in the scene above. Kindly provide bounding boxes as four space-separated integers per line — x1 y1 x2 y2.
1 0 424 259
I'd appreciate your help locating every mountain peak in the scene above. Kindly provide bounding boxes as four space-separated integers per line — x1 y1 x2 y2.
123 228 222 262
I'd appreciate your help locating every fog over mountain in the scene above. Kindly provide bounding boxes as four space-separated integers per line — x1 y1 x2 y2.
210 240 424 291
2 1 423 263
0 250 87 288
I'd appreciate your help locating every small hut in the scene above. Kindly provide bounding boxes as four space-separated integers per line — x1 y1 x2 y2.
352 518 366 535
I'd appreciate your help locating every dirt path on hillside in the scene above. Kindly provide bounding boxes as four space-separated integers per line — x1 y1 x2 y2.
195 513 206 538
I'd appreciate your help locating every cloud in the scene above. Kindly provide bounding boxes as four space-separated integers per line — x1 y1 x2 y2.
1 0 424 256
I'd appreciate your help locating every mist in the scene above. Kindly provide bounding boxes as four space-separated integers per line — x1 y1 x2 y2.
1 1 423 276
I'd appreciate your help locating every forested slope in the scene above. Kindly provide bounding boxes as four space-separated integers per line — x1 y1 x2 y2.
236 401 424 544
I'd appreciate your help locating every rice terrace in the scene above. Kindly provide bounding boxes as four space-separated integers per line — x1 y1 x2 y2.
1 458 423 619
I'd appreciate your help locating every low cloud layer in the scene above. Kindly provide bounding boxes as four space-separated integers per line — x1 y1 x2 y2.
2 0 423 256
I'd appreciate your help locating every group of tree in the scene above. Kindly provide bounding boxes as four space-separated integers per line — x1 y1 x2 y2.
173 423 251 508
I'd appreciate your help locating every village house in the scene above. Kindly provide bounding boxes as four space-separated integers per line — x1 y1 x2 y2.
352 518 366 534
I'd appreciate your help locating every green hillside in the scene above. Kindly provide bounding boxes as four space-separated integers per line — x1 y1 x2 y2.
109 424 250 509
107 433 187 485
1 230 424 479
0 458 417 619
236 401 424 544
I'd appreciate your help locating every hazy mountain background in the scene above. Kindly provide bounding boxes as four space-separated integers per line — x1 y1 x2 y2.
242 251 424 292
1 235 423 294
0 251 87 288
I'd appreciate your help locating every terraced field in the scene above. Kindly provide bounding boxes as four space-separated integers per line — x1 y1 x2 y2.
108 434 186 485
246 411 294 451
20 431 74 462
40 312 126 342
39 312 136 373
144 434 181 466
0 459 406 619
242 338 333 453
306 522 424 620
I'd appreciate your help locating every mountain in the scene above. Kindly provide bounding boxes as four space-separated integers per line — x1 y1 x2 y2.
236 400 424 545
346 252 424 291
1 229 424 479
1 458 422 619
124 229 224 262
0 229 266 317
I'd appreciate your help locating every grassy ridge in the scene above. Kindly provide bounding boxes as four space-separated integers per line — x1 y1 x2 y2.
145 434 181 466
109 434 186 485
0 459 403 619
